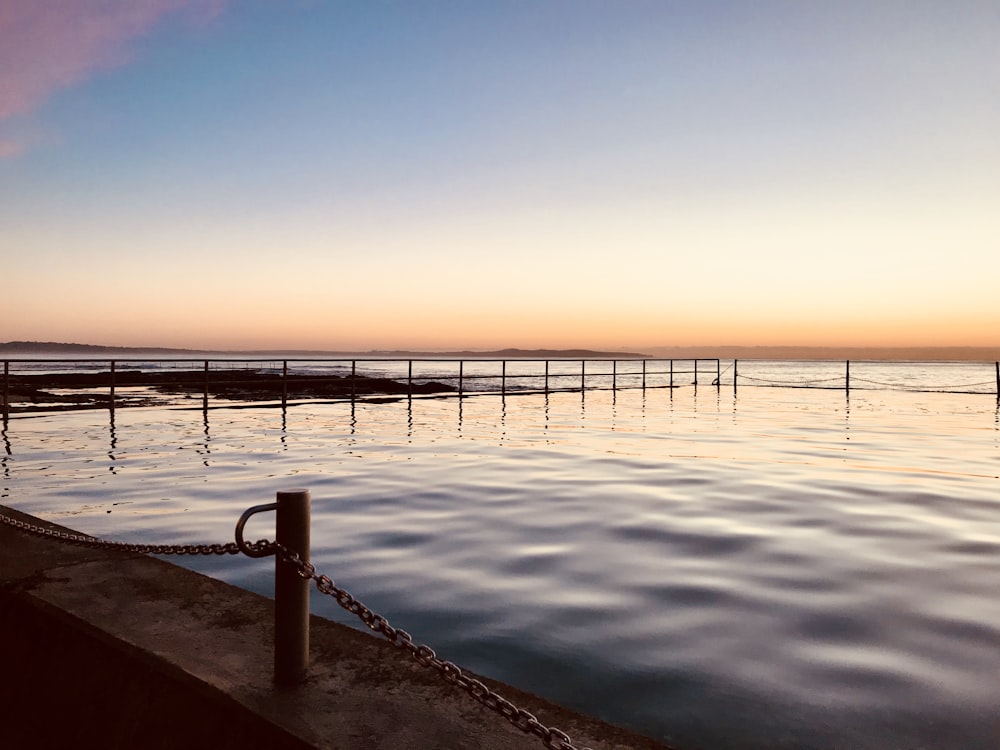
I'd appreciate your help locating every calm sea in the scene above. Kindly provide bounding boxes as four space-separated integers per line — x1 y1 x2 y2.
3 360 999 749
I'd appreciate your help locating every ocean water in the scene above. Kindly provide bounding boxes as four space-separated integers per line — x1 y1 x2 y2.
3 362 1000 749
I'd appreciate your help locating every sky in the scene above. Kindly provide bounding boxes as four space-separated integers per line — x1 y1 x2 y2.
1 1 998 352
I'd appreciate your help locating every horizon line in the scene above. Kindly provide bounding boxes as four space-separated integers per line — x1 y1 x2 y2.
2 341 999 362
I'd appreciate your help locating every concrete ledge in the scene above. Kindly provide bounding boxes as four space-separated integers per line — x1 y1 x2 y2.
0 506 674 749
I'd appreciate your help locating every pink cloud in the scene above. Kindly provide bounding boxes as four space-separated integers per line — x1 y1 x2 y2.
0 138 27 158
0 1 224 125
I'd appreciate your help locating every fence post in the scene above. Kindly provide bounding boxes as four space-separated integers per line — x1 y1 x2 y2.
407 361 412 397
351 360 356 400
282 361 288 407
694 359 698 387
502 360 506 395
846 360 850 394
670 360 674 389
275 488 311 686
734 359 738 395
458 360 464 397
716 359 720 390
545 360 549 393
581 360 586 391
613 360 617 391
109 360 116 413
3 360 8 422
203 361 209 409
642 360 646 390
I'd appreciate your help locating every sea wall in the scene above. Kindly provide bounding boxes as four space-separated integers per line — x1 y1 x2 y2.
0 505 671 750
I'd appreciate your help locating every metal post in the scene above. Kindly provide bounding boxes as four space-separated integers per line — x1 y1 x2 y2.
545 360 549 393
734 359 738 395
581 360 585 392
2 360 8 422
275 488 310 686
642 360 646 390
458 360 464 397
282 360 288 406
502 360 506 395
694 359 698 387
670 360 674 389
408 360 412 397
846 360 850 395
203 360 209 409
995 361 998 400
351 360 356 400
109 360 116 413
613 360 617 391
716 359 721 389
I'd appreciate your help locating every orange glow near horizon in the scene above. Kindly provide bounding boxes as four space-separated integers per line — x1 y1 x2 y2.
7 301 998 353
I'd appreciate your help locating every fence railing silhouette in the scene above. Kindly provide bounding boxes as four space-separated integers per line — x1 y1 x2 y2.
730 359 1000 397
3 357 999 418
1 358 721 416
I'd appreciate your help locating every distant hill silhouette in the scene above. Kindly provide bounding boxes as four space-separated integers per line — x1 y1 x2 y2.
365 347 650 358
0 341 648 358
3 341 996 361
643 345 1000 362
0 341 209 355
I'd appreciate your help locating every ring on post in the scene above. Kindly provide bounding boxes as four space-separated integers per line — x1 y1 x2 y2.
235 502 278 557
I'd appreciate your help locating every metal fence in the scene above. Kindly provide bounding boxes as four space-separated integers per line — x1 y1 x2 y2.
1 358 721 416
3 357 999 418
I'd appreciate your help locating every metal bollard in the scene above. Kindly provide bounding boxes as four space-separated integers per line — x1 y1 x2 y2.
235 489 311 686
275 488 310 686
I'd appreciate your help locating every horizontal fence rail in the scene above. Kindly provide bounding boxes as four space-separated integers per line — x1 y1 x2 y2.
3 357 999 417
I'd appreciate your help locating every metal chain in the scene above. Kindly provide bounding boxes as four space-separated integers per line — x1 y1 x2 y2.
850 376 996 390
737 372 994 392
738 374 845 385
271 542 595 750
0 511 273 557
1 511 593 750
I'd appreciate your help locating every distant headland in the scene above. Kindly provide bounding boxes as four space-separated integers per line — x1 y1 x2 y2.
642 345 1000 362
1 341 997 361
0 341 649 359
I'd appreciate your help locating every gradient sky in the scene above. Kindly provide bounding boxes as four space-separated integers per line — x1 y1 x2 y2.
2 1 998 351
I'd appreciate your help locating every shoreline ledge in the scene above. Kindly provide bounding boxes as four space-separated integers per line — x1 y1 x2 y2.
0 505 675 750
3 369 457 413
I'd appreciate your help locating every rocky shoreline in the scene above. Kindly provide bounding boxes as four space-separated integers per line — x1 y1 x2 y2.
2 369 456 414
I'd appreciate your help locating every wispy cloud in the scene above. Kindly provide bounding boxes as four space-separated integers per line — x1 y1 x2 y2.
0 138 27 159
0 0 224 156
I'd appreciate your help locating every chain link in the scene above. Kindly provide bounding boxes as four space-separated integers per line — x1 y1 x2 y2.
1 510 595 750
271 543 595 750
737 374 845 385
850 376 996 391
0 511 273 557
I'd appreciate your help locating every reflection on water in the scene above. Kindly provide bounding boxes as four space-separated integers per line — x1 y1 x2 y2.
2 387 1000 749
500 394 507 444
281 402 288 448
1 421 9 480
107 409 117 474
199 406 211 466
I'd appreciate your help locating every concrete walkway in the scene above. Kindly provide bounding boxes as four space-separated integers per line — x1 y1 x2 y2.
0 505 676 749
